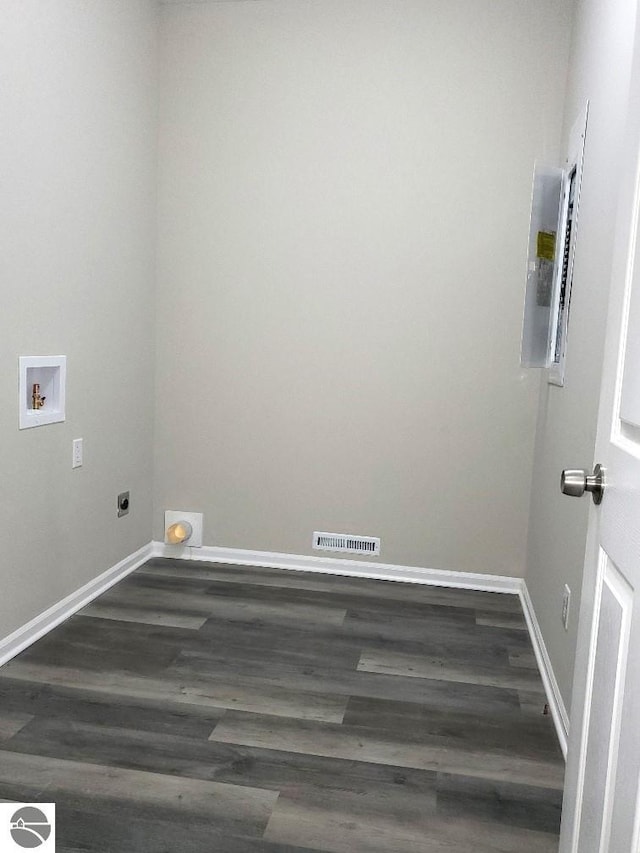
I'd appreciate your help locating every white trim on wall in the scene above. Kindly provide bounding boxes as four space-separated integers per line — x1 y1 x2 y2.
151 542 522 593
520 580 570 757
0 543 153 668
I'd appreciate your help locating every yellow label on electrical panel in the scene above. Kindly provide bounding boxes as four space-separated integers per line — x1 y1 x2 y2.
537 231 556 261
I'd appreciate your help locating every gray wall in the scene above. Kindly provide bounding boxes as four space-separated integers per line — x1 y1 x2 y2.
0 1 158 638
525 0 637 713
154 0 572 575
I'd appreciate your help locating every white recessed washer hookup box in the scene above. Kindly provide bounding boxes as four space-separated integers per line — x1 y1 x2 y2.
19 356 66 429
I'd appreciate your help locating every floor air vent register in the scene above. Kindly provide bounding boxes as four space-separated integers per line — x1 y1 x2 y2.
312 531 380 556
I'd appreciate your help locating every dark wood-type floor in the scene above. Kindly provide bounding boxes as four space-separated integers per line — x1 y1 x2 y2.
0 558 564 852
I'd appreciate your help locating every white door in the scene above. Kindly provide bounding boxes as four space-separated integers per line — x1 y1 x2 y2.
559 19 640 853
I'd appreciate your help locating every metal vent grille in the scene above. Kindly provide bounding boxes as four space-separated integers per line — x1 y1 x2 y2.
312 531 380 556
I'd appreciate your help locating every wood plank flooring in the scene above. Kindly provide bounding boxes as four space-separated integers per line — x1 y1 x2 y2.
0 558 564 852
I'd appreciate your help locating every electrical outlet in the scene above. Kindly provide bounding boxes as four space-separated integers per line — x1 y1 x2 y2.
72 438 83 469
562 584 571 631
117 491 130 518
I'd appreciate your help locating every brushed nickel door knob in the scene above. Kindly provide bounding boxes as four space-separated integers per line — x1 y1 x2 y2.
561 464 605 505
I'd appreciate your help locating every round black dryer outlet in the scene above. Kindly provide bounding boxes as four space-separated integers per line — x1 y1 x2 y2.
117 491 130 517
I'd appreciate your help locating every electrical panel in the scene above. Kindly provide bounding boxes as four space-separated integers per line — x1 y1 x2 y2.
521 165 564 369
521 106 588 385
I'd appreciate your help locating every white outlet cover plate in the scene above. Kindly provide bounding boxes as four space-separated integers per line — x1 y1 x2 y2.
164 510 203 547
72 438 83 469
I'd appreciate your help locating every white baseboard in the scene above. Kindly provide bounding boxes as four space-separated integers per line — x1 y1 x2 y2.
0 542 154 668
151 542 522 594
519 580 570 757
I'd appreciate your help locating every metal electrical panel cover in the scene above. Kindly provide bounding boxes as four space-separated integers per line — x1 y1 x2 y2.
520 164 564 368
